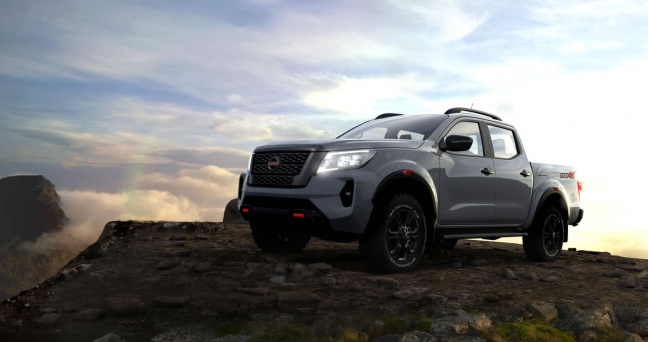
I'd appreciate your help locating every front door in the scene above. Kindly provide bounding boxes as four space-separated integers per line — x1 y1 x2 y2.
438 121 496 225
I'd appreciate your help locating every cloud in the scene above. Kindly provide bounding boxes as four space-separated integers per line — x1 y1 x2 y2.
20 164 239 255
138 165 239 210
149 147 251 169
211 109 329 141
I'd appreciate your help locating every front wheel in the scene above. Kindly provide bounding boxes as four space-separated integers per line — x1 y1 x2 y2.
523 206 564 261
360 193 427 273
250 221 310 253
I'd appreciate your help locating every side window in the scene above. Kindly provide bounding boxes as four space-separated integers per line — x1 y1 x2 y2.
488 125 519 159
445 121 484 157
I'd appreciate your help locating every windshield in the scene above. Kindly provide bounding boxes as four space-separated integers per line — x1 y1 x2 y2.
338 114 448 141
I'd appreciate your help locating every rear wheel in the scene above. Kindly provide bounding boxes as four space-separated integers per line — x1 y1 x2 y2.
250 221 310 253
360 193 427 273
523 206 564 261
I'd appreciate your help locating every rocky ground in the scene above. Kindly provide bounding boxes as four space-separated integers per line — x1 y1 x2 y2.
1 221 648 342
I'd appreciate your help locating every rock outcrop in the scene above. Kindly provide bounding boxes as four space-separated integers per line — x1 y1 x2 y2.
222 198 244 222
0 175 68 241
1 220 647 341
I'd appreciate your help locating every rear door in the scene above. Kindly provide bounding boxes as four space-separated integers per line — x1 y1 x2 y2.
487 124 533 224
438 120 496 225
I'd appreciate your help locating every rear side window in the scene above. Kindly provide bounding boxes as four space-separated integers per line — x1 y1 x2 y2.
488 125 519 159
445 121 484 157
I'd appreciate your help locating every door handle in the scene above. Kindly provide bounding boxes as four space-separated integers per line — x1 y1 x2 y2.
520 170 531 177
480 168 494 175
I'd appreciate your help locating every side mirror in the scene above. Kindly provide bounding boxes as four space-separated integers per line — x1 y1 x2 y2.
440 135 473 152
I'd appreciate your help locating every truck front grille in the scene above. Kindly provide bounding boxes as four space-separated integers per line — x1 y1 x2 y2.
250 151 310 187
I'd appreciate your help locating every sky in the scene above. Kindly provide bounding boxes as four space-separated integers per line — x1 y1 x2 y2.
1 0 648 258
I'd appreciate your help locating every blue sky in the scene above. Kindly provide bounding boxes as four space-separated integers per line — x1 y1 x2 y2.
2 0 648 257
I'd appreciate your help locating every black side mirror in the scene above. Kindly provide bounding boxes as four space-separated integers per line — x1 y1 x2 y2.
440 135 473 152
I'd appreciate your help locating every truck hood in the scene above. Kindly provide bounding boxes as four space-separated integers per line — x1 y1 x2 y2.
253 139 424 153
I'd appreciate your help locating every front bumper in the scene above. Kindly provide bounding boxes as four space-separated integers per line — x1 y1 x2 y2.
238 167 383 236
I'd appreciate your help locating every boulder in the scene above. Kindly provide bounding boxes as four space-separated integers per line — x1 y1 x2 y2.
93 333 126 342
75 308 107 322
106 297 145 317
429 311 492 336
527 301 558 321
223 198 244 222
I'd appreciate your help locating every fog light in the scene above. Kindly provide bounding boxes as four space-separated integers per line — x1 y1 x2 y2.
339 180 354 207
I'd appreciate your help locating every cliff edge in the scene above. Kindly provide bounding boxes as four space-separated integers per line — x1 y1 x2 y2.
1 220 647 341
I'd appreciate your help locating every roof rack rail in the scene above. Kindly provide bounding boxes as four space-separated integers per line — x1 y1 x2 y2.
444 107 502 121
375 113 404 120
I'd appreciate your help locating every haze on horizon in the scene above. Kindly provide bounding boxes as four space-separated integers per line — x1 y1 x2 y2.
1 0 648 258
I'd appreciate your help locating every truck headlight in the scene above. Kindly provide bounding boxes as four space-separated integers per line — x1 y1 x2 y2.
317 150 376 174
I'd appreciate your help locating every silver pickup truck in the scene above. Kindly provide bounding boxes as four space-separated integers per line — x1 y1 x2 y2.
238 107 584 273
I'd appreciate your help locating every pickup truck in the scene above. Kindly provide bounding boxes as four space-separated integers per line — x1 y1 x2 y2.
238 107 584 273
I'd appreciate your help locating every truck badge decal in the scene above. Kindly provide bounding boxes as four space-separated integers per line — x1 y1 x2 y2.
267 157 280 170
560 172 575 179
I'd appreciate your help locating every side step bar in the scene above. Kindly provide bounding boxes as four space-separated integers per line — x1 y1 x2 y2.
436 228 527 240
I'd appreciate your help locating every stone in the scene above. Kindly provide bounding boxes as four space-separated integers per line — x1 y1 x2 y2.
167 241 185 246
274 262 289 275
291 263 308 275
557 309 612 338
470 257 487 267
193 234 209 240
308 262 332 275
39 308 58 314
270 275 286 284
154 296 188 308
151 325 218 342
212 335 252 342
626 319 648 336
501 268 517 280
450 261 463 268
235 287 271 296
625 332 644 342
276 291 321 307
556 302 582 317
193 262 219 273
320 277 336 286
36 313 61 328
75 308 107 322
10 320 22 327
169 234 190 240
223 198 244 222
398 331 439 342
426 294 448 305
93 333 126 342
106 297 145 317
519 272 538 281
165 248 191 257
527 301 558 321
371 334 403 342
602 269 626 277
368 276 400 290
392 286 422 301
623 276 636 288
157 260 180 270
429 311 492 336
541 275 558 282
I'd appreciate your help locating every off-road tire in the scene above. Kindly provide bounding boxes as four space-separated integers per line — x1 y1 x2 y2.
250 221 310 253
360 193 427 273
523 206 564 262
